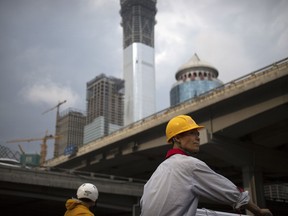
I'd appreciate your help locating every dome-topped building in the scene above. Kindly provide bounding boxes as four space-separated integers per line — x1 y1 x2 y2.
170 53 223 106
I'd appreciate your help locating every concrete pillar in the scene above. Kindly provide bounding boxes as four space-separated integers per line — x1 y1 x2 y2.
242 165 266 215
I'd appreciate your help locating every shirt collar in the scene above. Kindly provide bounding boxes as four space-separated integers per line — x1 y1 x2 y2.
165 148 188 159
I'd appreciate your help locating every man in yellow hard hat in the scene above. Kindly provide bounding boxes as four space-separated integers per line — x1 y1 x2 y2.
140 114 273 216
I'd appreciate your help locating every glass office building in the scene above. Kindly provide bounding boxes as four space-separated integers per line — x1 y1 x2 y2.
170 53 223 106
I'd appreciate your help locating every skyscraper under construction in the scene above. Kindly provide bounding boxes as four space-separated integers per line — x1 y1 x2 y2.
54 108 85 156
83 74 124 144
120 0 157 125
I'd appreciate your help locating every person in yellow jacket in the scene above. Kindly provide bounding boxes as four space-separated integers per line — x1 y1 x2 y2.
64 183 99 216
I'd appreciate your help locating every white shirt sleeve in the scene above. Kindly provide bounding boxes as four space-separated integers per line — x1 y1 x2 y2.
191 159 250 209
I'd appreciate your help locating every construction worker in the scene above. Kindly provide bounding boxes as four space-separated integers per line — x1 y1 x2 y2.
140 115 273 216
64 183 99 216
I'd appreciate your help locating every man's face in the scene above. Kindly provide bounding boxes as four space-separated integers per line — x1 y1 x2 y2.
176 129 200 153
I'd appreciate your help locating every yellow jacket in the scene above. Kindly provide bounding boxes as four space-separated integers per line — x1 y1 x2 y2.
64 198 94 216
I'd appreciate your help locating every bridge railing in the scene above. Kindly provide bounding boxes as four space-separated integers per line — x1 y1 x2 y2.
37 166 147 184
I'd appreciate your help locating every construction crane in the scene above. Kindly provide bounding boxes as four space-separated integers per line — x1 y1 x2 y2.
42 100 67 116
6 131 61 166
42 100 66 157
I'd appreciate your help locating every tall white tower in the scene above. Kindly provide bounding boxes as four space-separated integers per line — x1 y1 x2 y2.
120 0 157 125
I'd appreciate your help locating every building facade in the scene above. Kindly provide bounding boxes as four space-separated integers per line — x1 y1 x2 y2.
170 53 223 106
120 0 157 125
54 108 85 157
83 74 124 144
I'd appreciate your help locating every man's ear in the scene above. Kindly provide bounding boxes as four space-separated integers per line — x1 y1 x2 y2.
173 136 181 143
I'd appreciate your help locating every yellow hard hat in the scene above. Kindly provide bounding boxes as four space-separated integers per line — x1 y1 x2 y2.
166 115 204 143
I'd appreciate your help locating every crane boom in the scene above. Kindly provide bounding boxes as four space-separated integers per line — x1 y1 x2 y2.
42 100 67 115
6 135 61 144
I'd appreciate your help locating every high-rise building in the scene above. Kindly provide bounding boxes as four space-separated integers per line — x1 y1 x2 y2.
54 108 85 157
83 74 124 144
119 0 157 125
170 53 223 106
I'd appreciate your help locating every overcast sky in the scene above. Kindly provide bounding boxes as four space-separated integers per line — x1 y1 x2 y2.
1 0 287 160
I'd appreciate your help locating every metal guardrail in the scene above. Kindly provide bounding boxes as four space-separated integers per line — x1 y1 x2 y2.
35 166 147 184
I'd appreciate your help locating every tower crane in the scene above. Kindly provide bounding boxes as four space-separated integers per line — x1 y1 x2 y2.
6 131 61 166
42 100 67 116
42 100 66 157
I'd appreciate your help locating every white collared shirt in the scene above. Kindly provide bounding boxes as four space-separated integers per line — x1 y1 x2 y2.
140 153 249 216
